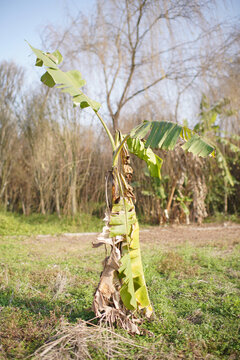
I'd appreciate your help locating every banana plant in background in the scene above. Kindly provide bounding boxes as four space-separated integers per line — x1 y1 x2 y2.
138 173 168 224
174 189 193 224
28 44 214 333
194 95 240 213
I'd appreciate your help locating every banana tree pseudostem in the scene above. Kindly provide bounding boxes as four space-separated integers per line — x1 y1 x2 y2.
28 44 215 333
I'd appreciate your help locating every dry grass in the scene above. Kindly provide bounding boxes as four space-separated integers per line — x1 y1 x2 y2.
157 251 200 279
32 319 165 360
0 309 59 359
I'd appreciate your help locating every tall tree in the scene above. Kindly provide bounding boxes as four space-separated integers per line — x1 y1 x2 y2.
43 0 229 131
0 61 24 208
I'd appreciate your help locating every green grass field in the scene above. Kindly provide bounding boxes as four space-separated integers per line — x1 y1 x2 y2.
0 211 103 236
0 217 239 359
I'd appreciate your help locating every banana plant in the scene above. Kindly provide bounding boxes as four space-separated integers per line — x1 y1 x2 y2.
28 44 214 333
194 95 240 213
194 95 235 186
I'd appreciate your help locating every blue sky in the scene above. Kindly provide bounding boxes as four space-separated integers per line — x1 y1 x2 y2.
1 0 239 65
0 0 239 89
0 0 95 82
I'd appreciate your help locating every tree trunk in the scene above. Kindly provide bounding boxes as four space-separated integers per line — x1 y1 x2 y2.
224 178 228 214
39 187 46 215
166 179 177 217
189 156 207 225
71 167 77 216
4 188 8 210
22 201 26 215
112 114 119 134
55 189 61 218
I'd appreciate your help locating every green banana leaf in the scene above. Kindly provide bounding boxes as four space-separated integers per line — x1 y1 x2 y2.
127 137 163 178
216 148 234 186
119 252 137 310
110 198 152 314
28 43 101 112
109 199 135 237
130 120 214 157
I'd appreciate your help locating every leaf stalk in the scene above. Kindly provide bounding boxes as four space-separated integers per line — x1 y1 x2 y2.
113 134 130 166
94 111 116 151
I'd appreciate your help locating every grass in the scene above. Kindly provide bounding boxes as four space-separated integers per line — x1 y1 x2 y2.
1 210 239 237
0 223 239 358
0 211 103 236
204 212 240 224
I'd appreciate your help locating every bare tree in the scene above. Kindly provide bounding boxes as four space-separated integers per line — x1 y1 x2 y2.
42 0 234 132
0 61 24 208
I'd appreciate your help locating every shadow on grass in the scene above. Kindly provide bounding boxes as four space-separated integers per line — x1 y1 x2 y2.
0 289 95 323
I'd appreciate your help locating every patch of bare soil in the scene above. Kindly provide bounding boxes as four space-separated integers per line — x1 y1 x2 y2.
141 223 240 251
32 223 240 252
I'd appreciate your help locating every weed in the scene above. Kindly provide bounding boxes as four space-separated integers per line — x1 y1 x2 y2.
157 251 200 279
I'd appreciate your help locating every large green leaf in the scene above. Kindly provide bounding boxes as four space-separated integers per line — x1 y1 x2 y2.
127 222 152 310
119 224 152 312
28 43 101 112
181 134 214 157
130 120 152 139
109 197 152 314
130 120 214 157
119 253 137 310
127 137 163 178
109 199 135 237
145 122 182 149
216 148 234 186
